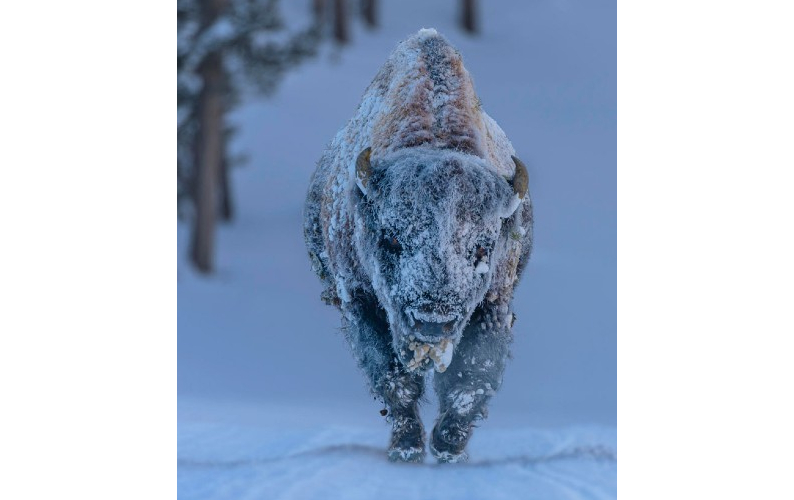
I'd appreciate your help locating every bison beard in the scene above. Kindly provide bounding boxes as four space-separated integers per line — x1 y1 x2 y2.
304 29 533 463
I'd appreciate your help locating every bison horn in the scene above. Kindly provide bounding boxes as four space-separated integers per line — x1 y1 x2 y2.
509 155 529 199
355 147 372 194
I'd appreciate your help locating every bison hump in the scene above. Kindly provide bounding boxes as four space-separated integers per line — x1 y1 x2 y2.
369 29 487 157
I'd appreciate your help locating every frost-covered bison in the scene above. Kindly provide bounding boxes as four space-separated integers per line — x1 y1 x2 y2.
304 29 533 463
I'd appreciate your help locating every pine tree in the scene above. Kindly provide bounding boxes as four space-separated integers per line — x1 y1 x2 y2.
178 0 324 272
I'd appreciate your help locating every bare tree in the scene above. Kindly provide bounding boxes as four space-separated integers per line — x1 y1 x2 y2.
461 0 478 34
333 0 349 44
360 0 377 28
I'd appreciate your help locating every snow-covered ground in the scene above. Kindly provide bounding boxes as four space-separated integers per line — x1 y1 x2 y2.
179 0 615 498
179 399 616 500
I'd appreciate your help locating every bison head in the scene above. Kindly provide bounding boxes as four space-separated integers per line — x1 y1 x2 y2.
352 146 528 373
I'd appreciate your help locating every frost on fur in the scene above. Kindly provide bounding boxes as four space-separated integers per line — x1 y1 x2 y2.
303 29 533 463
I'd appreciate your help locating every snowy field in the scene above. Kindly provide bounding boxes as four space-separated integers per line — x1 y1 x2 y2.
179 399 616 500
178 0 616 498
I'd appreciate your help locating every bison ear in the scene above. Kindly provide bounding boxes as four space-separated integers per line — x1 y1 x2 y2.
509 155 529 199
355 147 373 195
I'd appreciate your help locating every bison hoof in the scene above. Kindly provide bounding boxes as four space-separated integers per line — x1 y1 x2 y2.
430 443 469 464
387 445 426 463
430 419 472 463
388 416 425 463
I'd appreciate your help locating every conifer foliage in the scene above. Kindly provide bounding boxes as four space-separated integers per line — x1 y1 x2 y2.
178 0 324 272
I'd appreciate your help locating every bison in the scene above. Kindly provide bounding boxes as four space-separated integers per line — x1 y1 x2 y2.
303 29 533 463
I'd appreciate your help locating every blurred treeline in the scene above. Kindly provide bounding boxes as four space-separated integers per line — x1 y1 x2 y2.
178 0 481 273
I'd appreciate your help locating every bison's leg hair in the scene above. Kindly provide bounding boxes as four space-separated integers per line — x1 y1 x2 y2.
431 302 513 463
342 296 426 463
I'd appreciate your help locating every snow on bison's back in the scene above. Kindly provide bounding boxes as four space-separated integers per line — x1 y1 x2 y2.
303 28 533 464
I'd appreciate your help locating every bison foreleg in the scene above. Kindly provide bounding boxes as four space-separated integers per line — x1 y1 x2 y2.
342 297 426 462
431 302 513 463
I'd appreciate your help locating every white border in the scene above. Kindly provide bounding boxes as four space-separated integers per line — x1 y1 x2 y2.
620 0 794 498
1 1 173 498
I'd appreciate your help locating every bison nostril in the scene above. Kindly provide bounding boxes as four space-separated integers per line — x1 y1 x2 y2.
411 318 457 341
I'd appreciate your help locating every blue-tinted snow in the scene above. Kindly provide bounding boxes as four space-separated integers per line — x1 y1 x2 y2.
178 0 616 497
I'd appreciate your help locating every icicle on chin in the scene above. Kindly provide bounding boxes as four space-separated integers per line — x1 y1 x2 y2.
429 338 455 373
406 338 456 373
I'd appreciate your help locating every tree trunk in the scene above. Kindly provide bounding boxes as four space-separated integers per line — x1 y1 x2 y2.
218 147 233 222
360 0 377 28
313 0 326 23
190 0 228 273
333 0 349 44
461 0 478 34
190 51 224 273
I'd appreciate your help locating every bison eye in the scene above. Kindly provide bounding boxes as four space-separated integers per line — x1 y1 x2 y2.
382 235 402 255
